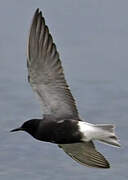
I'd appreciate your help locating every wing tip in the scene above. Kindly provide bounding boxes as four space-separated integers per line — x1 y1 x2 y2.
34 8 43 19
75 155 110 169
104 162 110 169
33 8 39 21
35 8 39 15
75 155 111 169
32 8 43 25
96 159 110 169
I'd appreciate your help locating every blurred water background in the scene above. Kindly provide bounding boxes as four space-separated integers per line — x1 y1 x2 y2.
0 0 127 179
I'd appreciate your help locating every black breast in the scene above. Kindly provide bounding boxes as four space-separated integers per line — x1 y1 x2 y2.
35 119 82 144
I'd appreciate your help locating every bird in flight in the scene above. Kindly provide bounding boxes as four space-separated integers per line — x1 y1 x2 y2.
11 8 120 168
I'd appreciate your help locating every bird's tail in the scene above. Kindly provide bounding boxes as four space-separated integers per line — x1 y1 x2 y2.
95 124 120 147
78 122 120 147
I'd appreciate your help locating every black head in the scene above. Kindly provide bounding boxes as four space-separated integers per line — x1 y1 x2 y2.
10 119 41 137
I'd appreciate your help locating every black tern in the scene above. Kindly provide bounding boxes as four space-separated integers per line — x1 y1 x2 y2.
11 8 120 168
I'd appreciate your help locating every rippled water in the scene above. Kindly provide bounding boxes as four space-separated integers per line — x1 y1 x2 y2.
0 1 127 179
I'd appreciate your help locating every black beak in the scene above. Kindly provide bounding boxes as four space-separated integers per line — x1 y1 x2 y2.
10 127 23 132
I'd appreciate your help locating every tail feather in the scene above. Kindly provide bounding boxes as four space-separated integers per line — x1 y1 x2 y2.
78 122 120 147
96 124 114 132
95 124 120 147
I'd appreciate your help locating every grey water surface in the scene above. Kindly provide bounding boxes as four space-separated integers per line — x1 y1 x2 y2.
0 0 127 179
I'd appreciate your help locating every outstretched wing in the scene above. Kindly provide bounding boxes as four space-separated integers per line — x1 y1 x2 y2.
27 9 79 119
59 142 110 168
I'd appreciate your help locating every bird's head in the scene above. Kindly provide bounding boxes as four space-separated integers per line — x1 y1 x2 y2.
10 119 41 137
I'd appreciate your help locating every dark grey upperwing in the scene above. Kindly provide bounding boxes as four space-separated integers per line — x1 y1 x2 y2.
27 9 79 119
59 142 110 168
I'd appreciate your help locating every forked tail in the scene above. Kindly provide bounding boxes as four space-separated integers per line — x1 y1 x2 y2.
94 124 120 147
